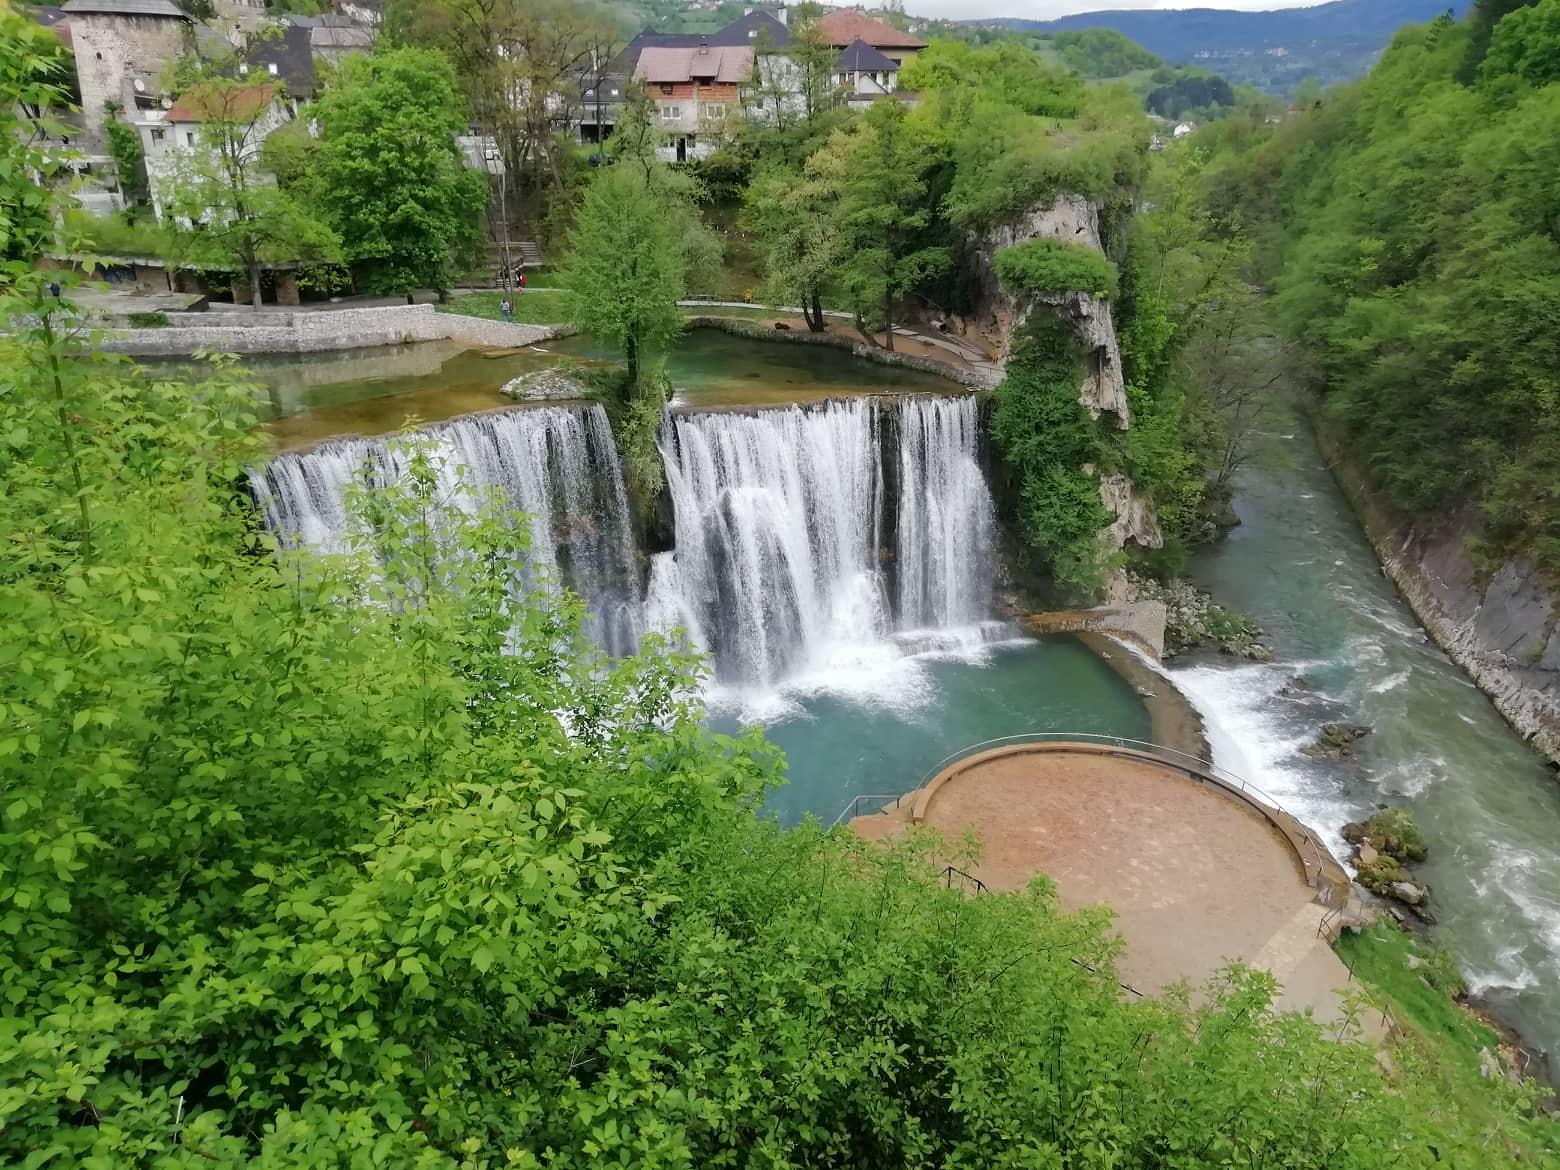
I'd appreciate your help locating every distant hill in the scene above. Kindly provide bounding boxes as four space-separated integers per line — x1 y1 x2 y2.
968 0 1468 93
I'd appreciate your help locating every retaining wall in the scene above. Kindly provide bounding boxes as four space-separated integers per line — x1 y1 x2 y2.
97 304 572 356
1022 602 1166 659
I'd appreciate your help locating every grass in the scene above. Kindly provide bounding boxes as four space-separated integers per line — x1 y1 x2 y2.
1336 923 1497 1070
439 290 573 326
62 210 175 259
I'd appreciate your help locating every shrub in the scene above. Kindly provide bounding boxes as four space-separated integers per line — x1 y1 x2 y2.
127 310 167 328
994 237 1120 299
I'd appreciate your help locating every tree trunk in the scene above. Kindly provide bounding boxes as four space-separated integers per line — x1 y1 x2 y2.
883 289 894 351
247 260 263 310
806 289 825 333
626 332 639 389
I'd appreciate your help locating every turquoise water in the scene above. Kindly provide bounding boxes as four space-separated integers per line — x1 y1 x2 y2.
1172 401 1560 1058
712 636 1151 826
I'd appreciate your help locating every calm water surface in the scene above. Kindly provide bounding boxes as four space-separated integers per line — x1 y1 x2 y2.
1174 401 1560 1056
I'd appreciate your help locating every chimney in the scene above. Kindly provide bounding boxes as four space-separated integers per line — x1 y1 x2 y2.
699 36 709 54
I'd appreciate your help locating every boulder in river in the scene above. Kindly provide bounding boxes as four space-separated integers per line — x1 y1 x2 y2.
1304 722 1371 759
501 369 592 401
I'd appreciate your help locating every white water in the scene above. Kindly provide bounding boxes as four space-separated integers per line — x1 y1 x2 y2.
249 405 643 656
648 396 1002 714
253 394 1005 710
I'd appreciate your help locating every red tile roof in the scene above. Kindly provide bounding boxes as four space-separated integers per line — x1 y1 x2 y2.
165 82 276 124
635 45 753 85
814 9 926 50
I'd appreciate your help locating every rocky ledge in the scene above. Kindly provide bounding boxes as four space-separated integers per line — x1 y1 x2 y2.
501 369 592 402
1122 573 1271 660
1342 808 1433 921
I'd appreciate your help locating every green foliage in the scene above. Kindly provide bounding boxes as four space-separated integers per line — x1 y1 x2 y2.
309 48 485 297
62 210 177 259
0 10 71 265
559 161 698 385
744 162 842 330
1146 73 1236 120
0 268 1556 1165
899 38 1086 117
1249 7 1560 578
991 314 1114 596
127 310 168 327
993 237 1120 299
1051 28 1162 78
105 119 150 208
809 100 951 344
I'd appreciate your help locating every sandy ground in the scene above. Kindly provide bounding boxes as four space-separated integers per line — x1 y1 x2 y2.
854 748 1367 1033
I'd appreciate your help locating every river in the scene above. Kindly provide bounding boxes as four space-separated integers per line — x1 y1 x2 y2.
1171 400 1560 1057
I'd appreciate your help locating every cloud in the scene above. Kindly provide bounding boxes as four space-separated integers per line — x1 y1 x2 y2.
899 0 1328 22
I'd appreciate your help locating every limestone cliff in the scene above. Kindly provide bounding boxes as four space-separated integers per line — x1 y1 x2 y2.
966 193 1159 559
1313 409 1560 767
970 193 1131 426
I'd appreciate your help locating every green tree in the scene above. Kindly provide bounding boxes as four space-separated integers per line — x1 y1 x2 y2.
816 100 950 350
158 80 341 306
309 48 486 299
745 161 842 331
0 10 72 265
105 117 150 209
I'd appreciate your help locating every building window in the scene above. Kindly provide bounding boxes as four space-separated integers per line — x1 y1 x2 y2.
703 103 724 119
150 128 165 143
268 63 278 76
661 105 681 121
660 83 673 95
610 87 619 97
185 131 196 147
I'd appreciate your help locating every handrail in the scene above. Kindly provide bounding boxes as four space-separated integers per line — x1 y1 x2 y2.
941 865 987 894
909 732 1331 886
829 793 902 829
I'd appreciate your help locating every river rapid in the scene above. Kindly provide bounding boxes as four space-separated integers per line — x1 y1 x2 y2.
1170 401 1560 1057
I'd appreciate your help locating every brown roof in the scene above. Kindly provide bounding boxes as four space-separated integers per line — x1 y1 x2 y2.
634 45 753 85
814 9 926 50
166 83 276 123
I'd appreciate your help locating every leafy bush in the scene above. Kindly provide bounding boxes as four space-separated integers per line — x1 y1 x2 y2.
991 313 1114 596
63 209 175 258
994 236 1120 298
126 310 167 327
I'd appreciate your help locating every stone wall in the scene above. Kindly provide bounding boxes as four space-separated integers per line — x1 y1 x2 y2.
1311 404 1560 767
1021 601 1167 659
98 304 572 356
70 13 190 142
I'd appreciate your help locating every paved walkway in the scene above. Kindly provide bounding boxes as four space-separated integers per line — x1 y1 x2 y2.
853 745 1374 1035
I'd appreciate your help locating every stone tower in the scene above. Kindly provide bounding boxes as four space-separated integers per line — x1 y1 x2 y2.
60 0 191 144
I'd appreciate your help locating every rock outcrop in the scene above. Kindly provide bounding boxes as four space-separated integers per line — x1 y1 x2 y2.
1099 474 1164 551
501 369 592 402
1312 408 1560 767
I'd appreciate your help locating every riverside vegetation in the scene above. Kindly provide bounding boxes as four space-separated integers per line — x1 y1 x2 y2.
7 8 1560 1164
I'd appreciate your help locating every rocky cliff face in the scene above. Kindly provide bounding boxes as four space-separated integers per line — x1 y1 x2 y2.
965 193 1158 559
1313 410 1560 767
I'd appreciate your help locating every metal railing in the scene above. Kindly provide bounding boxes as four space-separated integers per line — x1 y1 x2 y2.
941 865 987 894
831 732 1337 901
829 793 902 829
909 732 1332 888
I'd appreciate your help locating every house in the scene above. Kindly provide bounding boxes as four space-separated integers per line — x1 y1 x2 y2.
133 82 292 222
632 43 753 162
59 0 192 144
1172 121 1198 139
239 24 316 102
835 38 899 107
288 13 375 65
812 9 925 63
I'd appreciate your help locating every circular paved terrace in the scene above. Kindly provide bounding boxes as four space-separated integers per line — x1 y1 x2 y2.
851 741 1361 1025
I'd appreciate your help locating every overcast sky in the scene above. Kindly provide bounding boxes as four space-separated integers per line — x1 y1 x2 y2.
902 0 1327 21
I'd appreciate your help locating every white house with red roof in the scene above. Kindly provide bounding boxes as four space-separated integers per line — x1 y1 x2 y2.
633 43 754 162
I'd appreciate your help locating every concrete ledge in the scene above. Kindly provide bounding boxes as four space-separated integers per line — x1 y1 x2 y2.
96 304 573 356
1022 601 1166 659
909 740 1352 908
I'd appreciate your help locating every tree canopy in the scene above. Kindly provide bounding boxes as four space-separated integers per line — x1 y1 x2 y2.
308 48 485 298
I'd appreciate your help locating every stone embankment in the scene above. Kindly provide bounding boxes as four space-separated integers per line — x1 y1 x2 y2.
1311 405 1560 767
97 304 571 357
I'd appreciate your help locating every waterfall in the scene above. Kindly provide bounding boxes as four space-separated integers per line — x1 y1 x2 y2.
652 399 888 686
250 393 1003 692
249 405 643 656
648 394 999 689
895 395 995 629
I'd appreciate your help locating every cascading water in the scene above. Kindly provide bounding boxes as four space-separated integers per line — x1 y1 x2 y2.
250 393 1005 694
896 396 994 630
249 405 643 656
647 394 1002 690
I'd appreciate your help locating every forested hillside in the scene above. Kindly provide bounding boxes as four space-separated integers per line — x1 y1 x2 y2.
975 0 1468 92
1204 0 1560 580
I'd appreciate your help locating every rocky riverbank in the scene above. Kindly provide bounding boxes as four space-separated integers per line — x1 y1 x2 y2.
1308 401 1560 768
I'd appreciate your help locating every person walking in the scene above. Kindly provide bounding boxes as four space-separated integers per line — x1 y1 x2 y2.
500 297 512 323
518 271 526 294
